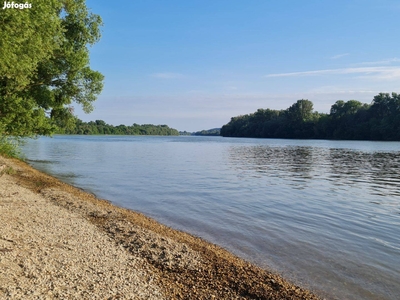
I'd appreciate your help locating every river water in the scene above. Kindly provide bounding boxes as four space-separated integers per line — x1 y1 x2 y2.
21 135 400 299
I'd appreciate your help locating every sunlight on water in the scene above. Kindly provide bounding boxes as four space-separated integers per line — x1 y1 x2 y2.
22 136 400 300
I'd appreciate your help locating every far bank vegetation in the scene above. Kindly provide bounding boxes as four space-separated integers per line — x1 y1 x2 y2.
57 119 179 136
221 93 400 141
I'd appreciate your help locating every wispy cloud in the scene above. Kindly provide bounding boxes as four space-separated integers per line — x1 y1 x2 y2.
307 86 376 95
357 57 400 66
265 66 400 80
151 72 184 79
330 53 349 60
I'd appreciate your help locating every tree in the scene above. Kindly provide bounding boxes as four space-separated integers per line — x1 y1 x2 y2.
0 0 104 137
330 100 363 118
330 100 345 117
370 92 398 118
287 99 314 122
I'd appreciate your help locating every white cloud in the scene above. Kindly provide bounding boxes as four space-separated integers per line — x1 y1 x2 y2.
151 72 184 79
330 53 350 59
265 66 400 80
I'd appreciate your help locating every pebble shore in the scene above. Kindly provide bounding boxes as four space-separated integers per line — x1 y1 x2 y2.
0 156 321 299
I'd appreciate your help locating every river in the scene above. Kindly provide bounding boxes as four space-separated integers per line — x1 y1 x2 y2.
21 135 400 300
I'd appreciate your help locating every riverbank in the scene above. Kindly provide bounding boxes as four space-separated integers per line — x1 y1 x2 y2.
0 155 320 299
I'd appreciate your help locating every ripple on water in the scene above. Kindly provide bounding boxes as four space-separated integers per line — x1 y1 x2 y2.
21 136 400 300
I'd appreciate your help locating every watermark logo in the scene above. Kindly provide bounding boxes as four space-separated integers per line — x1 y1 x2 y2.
2 2 32 9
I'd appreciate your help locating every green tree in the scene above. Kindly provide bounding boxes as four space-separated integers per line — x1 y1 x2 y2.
330 100 363 118
287 99 314 122
0 0 104 137
370 93 397 118
330 100 346 118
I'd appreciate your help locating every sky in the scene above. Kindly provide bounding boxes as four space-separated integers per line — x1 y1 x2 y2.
77 0 400 132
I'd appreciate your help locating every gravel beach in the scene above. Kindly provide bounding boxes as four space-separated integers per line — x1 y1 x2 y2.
0 155 321 299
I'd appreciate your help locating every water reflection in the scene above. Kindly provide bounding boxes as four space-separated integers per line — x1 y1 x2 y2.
228 146 314 183
328 149 400 197
226 143 400 299
228 145 400 199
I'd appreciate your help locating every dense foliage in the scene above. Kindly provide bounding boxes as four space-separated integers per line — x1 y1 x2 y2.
58 119 179 136
193 128 221 136
0 0 104 138
221 93 400 141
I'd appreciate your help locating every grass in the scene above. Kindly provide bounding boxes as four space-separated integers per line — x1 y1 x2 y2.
0 137 22 158
0 137 22 177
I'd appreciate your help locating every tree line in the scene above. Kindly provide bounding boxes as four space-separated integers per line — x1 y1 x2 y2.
57 119 179 136
179 129 221 136
221 93 400 141
193 128 221 136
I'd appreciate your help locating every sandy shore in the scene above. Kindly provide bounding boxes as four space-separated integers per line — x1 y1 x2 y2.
0 155 321 299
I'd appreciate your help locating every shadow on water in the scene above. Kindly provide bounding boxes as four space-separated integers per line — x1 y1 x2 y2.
26 159 59 164
26 159 80 185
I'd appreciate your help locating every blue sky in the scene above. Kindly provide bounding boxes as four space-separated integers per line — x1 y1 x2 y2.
78 0 400 131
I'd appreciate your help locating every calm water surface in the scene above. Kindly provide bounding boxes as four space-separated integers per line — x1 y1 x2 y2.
21 136 400 300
